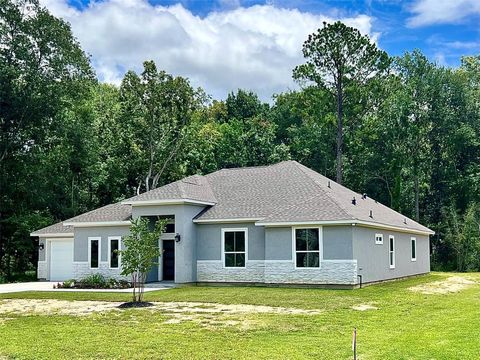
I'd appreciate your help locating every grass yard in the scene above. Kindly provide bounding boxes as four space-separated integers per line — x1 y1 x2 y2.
0 272 479 359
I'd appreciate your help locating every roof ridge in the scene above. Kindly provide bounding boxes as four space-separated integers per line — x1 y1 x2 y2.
178 174 217 203
208 160 292 174
292 161 355 221
65 201 128 222
199 175 217 203
177 179 188 199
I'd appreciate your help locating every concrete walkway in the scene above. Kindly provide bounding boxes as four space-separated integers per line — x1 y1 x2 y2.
0 281 175 294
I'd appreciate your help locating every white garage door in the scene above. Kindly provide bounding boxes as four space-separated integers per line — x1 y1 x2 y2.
50 239 74 281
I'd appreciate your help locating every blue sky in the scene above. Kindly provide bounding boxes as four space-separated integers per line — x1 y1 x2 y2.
44 0 480 99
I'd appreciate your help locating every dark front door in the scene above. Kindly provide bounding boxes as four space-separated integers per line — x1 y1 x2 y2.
162 240 175 281
145 240 159 283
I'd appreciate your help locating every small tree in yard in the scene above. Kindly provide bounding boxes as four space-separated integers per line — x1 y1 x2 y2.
120 217 166 303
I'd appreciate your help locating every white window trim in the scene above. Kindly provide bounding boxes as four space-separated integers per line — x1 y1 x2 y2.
389 235 395 269
88 236 101 269
411 237 417 262
221 228 248 268
375 233 384 245
108 236 122 269
292 226 323 269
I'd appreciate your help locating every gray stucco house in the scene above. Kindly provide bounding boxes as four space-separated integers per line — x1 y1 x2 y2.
31 161 434 287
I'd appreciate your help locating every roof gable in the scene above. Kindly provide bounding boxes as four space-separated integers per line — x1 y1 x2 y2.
30 221 73 237
63 202 131 224
123 174 217 204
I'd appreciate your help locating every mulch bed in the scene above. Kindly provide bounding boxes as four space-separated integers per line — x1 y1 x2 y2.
118 302 155 309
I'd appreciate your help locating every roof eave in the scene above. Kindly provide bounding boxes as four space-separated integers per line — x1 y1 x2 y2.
193 217 262 224
353 220 435 235
255 219 435 235
30 232 74 237
62 221 131 227
121 199 216 207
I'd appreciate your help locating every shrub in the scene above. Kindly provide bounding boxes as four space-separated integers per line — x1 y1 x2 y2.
62 279 75 288
55 275 131 289
78 273 108 288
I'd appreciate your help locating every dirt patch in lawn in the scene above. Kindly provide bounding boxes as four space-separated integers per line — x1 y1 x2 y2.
409 276 476 295
0 299 321 329
351 304 378 311
153 302 321 328
153 301 321 316
0 299 321 316
0 299 122 316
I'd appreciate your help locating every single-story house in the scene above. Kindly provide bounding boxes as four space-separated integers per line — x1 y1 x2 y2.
31 160 434 287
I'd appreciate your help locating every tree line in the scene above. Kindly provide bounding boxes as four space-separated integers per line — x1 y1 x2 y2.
1 0 479 280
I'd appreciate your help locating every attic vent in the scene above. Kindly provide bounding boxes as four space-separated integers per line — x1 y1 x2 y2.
369 210 373 218
352 197 356 205
362 193 367 199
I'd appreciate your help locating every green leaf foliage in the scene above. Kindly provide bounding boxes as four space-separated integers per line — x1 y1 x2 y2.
1 9 480 276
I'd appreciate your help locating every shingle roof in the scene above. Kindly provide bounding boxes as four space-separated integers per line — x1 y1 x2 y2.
195 161 432 233
63 202 132 223
31 221 73 236
32 161 433 234
123 174 217 204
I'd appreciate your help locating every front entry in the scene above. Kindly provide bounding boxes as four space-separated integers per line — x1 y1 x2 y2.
162 240 175 281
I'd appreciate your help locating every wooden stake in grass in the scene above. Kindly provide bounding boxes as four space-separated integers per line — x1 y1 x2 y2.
352 327 357 360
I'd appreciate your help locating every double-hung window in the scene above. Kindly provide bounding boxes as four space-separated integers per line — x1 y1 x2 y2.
295 228 320 268
109 236 121 268
389 235 395 269
411 237 417 261
223 229 247 267
89 237 100 269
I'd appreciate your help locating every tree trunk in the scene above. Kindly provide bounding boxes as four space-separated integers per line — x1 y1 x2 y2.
131 273 137 302
139 272 146 302
335 78 343 184
71 175 75 214
5 237 11 281
414 173 420 222
0 211 3 275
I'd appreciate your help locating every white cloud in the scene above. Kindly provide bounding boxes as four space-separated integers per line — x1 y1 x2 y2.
444 41 480 50
407 0 480 27
41 0 376 100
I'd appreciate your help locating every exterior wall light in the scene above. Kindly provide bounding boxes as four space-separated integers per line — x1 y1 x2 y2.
39 243 45 251
175 233 181 243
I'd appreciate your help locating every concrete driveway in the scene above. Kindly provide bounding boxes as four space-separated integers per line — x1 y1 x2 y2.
0 282 58 293
0 281 175 294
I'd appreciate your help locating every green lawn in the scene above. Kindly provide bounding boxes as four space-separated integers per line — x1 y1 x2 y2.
0 272 479 359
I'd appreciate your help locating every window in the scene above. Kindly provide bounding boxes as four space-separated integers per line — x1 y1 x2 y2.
375 233 383 245
89 237 100 268
147 216 175 233
389 235 395 269
109 236 121 268
295 228 320 268
165 222 175 233
223 229 247 267
158 216 175 233
411 237 417 261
